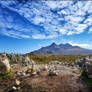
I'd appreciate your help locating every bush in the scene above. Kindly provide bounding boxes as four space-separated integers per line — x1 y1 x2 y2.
81 71 92 86
27 54 83 64
0 69 13 79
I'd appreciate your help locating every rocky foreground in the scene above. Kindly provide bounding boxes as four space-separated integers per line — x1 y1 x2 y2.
0 61 91 92
0 54 92 92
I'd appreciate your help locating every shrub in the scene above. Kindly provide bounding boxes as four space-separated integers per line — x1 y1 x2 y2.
27 54 83 64
81 71 92 86
0 69 13 79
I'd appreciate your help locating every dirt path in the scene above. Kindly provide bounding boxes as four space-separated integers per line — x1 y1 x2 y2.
0 64 92 92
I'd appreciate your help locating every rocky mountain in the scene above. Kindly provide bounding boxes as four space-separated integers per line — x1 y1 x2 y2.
31 43 92 56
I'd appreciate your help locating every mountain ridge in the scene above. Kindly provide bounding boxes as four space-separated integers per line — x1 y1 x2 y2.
30 43 92 56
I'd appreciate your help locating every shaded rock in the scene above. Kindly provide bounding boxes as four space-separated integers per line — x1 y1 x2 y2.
78 56 92 78
6 54 33 66
16 70 27 76
26 68 32 74
49 71 58 76
31 71 37 76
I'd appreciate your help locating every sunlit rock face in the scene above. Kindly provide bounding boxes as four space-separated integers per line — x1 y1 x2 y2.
0 54 11 74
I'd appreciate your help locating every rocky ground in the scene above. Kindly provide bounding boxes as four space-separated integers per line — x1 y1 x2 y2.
0 61 92 92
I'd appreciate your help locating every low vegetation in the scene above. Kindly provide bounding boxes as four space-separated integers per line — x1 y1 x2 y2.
27 54 85 64
0 69 13 79
1 53 92 64
81 71 92 86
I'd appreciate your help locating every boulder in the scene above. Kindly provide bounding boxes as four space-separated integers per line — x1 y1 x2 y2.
49 61 60 65
41 65 48 71
31 71 37 75
81 57 92 78
49 70 58 76
6 54 32 66
0 54 11 74
16 70 27 76
26 68 32 74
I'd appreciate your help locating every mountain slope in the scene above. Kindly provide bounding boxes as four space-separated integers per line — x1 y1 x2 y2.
30 43 92 55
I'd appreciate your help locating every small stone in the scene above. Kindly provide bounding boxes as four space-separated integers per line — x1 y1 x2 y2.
49 71 58 76
15 79 20 86
12 86 17 91
17 87 21 90
42 65 48 71
22 72 26 76
26 69 32 73
37 70 40 75
32 71 37 75
72 71 75 73
17 72 21 76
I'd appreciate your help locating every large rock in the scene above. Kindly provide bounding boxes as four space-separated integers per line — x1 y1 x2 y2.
49 61 61 65
6 54 32 66
0 54 11 74
81 57 92 78
49 70 58 76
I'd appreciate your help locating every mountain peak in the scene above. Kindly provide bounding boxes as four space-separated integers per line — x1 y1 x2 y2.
65 43 72 46
31 43 92 56
59 43 72 47
51 42 57 46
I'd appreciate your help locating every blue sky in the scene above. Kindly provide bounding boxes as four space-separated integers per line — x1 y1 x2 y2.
0 0 92 53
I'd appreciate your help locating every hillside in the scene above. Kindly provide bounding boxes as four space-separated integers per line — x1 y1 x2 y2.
31 43 92 56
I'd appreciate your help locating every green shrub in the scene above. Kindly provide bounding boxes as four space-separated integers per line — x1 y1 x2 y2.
27 54 83 64
0 69 13 79
81 71 92 86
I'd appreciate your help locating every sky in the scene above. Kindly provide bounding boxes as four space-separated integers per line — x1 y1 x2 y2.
0 0 92 53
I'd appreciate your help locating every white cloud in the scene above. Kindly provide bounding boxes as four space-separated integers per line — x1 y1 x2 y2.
89 27 92 32
45 1 58 9
2 29 31 39
0 1 92 39
59 29 67 35
84 16 92 26
69 42 90 48
32 34 46 39
33 16 45 24
32 33 58 39
65 15 83 23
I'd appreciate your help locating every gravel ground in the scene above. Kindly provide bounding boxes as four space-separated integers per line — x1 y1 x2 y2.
0 61 92 92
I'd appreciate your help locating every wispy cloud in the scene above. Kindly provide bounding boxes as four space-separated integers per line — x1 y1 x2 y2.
69 41 90 48
1 29 31 39
0 1 92 39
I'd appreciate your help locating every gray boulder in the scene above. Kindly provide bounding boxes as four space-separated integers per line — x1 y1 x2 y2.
81 57 92 78
49 70 58 76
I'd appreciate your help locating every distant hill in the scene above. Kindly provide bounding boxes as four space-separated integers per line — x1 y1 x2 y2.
30 43 92 56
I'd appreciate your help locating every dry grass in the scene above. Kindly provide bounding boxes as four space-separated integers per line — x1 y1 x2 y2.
17 75 80 92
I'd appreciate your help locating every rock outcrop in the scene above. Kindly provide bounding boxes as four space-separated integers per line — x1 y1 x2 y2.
81 57 92 78
76 56 92 78
0 54 11 74
5 54 31 66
